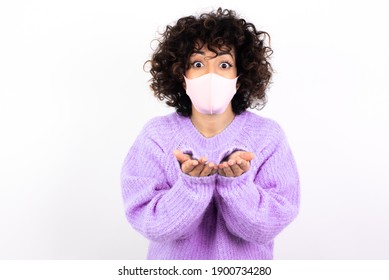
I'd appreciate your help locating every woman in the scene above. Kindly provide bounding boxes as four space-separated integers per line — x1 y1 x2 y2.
121 8 300 259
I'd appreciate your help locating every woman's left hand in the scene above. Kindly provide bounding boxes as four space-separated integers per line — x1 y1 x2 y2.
218 151 255 177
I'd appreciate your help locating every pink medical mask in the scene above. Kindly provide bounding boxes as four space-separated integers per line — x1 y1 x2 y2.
184 73 239 115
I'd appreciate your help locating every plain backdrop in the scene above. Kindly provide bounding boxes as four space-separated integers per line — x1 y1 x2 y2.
1 0 388 259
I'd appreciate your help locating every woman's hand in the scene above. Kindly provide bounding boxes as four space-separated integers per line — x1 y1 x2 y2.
218 151 255 177
173 150 218 177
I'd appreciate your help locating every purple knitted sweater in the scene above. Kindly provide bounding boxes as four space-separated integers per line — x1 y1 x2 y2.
121 111 300 259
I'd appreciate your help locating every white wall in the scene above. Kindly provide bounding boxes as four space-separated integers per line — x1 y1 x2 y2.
1 0 388 259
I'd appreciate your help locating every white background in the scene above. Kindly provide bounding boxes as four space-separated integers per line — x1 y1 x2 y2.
1 0 388 259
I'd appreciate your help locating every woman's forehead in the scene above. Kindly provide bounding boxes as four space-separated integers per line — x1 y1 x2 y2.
191 43 235 56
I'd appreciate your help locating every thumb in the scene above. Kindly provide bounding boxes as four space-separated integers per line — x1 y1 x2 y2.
173 149 191 163
240 152 255 161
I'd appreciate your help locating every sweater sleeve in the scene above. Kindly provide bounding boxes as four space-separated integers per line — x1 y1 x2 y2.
120 122 215 242
215 126 300 244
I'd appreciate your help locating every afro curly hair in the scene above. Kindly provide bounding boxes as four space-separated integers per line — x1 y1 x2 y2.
147 8 273 117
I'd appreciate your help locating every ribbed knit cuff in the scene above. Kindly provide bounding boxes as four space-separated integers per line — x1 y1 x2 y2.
162 173 216 208
180 173 216 191
216 172 259 204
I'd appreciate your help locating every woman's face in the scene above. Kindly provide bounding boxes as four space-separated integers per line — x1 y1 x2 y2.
185 44 237 79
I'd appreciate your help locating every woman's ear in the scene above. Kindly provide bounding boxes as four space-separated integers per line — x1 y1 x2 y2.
236 75 241 91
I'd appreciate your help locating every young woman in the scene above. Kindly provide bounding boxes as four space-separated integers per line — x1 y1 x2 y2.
121 8 300 259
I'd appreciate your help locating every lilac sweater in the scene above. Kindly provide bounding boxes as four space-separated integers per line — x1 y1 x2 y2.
121 111 300 259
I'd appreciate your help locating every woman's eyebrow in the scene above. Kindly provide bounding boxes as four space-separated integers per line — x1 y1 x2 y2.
191 50 234 57
217 50 234 56
191 50 206 56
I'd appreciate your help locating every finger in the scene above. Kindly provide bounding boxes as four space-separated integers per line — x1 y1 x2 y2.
240 152 255 161
199 162 213 177
223 166 235 177
227 159 243 175
189 156 209 177
198 156 208 165
236 157 250 172
188 158 209 176
218 167 226 176
181 159 198 173
217 161 229 175
208 161 219 175
229 161 244 176
218 161 229 169
211 168 218 175
199 162 214 177
173 149 191 164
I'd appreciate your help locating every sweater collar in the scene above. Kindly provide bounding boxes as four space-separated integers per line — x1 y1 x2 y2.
176 111 249 151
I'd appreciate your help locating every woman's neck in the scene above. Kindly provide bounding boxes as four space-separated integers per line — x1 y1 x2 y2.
190 104 235 138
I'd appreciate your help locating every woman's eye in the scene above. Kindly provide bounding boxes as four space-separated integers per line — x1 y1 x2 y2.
220 62 232 69
192 61 204 68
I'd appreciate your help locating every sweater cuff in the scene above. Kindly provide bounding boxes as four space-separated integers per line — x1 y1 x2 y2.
216 172 258 202
180 172 216 189
170 173 216 202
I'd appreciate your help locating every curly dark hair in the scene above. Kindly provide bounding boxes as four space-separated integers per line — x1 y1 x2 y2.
147 7 273 117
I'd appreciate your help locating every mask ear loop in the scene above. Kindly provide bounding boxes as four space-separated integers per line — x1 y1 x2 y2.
235 75 241 91
182 75 188 90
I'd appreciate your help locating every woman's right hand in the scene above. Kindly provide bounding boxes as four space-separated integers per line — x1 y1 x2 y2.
173 149 217 177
